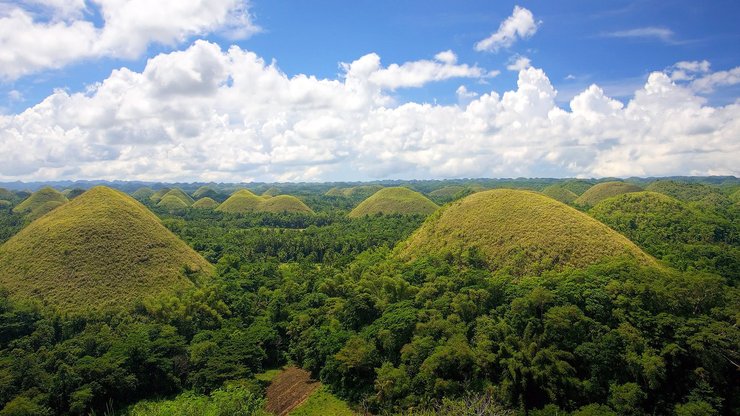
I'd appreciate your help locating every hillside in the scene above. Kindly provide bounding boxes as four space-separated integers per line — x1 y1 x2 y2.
131 187 155 200
428 185 470 204
0 186 213 311
0 188 14 201
12 187 68 217
541 185 578 204
560 179 594 195
157 194 190 211
261 195 314 214
216 189 264 213
193 185 218 199
325 185 383 198
192 197 219 209
348 187 438 217
574 181 642 206
149 188 171 203
62 188 86 199
263 187 282 197
646 180 723 202
397 189 656 275
161 188 194 206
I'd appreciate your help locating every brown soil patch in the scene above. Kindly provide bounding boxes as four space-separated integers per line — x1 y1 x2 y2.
265 366 321 416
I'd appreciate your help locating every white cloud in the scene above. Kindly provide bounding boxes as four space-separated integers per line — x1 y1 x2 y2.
604 27 674 42
475 6 539 52
0 0 260 80
506 56 531 71
0 41 738 182
690 66 740 93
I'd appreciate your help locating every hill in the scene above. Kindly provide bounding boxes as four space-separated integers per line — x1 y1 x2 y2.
427 185 473 204
396 189 656 275
12 187 68 218
348 187 438 218
262 187 281 197
645 180 723 203
131 187 155 200
192 197 219 209
193 186 218 200
560 179 594 195
325 185 383 198
574 181 642 206
157 195 190 211
0 186 213 311
149 188 171 203
216 189 264 213
541 185 578 204
0 188 14 201
261 195 314 214
161 188 194 206
62 188 86 199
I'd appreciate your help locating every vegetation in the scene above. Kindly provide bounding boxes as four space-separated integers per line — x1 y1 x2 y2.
289 387 354 416
216 189 265 213
349 187 438 218
157 194 191 211
193 186 219 200
0 186 212 311
192 197 219 209
12 187 68 217
131 187 155 201
560 179 594 196
261 195 314 214
149 188 172 203
0 189 14 201
127 385 267 416
574 181 642 207
541 185 578 204
262 187 281 197
62 188 86 199
162 188 195 206
398 189 656 275
427 185 477 204
325 185 383 199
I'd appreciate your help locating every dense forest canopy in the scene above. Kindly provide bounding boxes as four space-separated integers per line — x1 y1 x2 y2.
0 176 737 416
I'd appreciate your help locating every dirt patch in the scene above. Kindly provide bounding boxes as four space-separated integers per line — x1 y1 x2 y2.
265 366 321 416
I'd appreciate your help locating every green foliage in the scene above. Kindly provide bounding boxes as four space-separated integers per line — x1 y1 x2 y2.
0 186 213 311
574 182 642 207
127 385 267 416
348 187 438 217
260 195 314 214
398 189 656 275
62 188 86 199
288 386 354 416
12 187 68 218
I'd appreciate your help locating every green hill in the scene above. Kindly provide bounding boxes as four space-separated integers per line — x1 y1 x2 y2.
261 195 314 214
0 200 10 209
62 188 86 199
216 189 264 213
0 186 213 312
427 186 472 204
560 179 594 196
149 188 172 203
396 189 656 275
12 187 68 217
157 195 190 211
0 188 15 201
541 185 578 204
574 181 642 207
132 187 155 200
262 187 281 197
192 197 219 209
161 188 194 206
193 186 218 199
349 187 438 218
325 185 383 198
645 180 723 203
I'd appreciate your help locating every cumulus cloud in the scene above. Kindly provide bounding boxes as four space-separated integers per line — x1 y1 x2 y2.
506 56 531 71
0 0 260 80
475 6 539 52
0 41 738 182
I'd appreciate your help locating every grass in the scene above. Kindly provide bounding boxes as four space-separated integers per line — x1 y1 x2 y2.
149 188 172 203
541 185 578 204
12 187 68 216
0 186 213 312
428 185 469 204
262 187 281 197
288 387 355 416
132 187 155 200
560 179 594 196
396 189 656 276
348 187 438 218
216 190 314 214
157 194 190 211
162 188 195 206
192 197 219 209
574 181 642 207
193 186 218 199
325 185 383 198
254 368 283 383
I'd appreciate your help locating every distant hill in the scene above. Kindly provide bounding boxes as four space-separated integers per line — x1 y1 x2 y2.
261 195 314 213
157 195 190 211
396 189 656 275
541 185 578 204
0 188 14 201
161 188 194 206
262 187 281 197
427 185 477 204
215 189 264 213
62 188 86 199
0 186 213 311
12 187 68 219
325 185 383 199
574 181 642 207
349 187 438 217
149 188 172 203
192 197 219 209
646 180 724 203
193 186 219 200
560 179 594 196
131 187 155 200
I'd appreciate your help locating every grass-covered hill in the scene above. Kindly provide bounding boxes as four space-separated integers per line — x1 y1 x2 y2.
541 184 578 204
325 185 383 198
396 189 656 275
262 187 281 197
260 195 314 214
427 185 476 204
560 179 594 195
193 185 219 200
12 187 68 218
157 194 190 211
149 188 171 203
131 187 155 200
192 197 219 209
590 191 739 280
62 188 86 199
348 187 439 218
161 188 194 206
0 186 213 312
574 181 642 207
216 189 265 213
0 188 14 201
646 180 723 203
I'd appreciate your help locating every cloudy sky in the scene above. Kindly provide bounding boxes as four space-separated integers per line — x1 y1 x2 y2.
0 0 738 182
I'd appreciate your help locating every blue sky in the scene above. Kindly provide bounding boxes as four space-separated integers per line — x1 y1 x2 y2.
0 0 738 181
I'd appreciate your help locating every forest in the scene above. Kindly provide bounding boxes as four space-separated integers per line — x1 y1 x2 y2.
0 177 737 416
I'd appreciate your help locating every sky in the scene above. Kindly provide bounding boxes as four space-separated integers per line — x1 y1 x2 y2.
0 0 739 182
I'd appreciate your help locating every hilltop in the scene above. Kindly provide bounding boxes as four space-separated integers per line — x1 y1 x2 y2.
325 185 383 198
427 185 478 204
161 188 194 206
0 186 213 311
574 181 642 206
396 189 656 275
560 179 594 195
192 197 219 209
348 187 438 217
157 194 190 211
131 187 155 200
541 185 578 204
215 189 265 213
261 195 314 213
149 188 172 203
193 185 219 200
12 187 69 219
